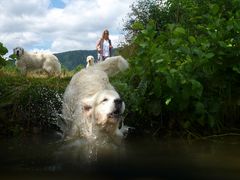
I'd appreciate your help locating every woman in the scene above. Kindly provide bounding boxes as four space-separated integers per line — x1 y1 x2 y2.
96 29 113 61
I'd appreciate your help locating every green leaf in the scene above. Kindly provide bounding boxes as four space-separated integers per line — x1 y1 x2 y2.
9 54 17 59
167 23 175 32
0 57 7 67
233 64 240 74
0 42 8 56
190 79 203 98
210 4 219 15
227 25 234 31
132 21 144 30
173 27 186 36
142 30 148 35
205 53 215 59
165 97 172 105
218 41 227 48
156 59 164 64
139 42 148 48
188 36 196 44
192 48 203 57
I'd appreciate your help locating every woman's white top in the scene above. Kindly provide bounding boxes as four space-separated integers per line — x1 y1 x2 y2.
102 40 110 57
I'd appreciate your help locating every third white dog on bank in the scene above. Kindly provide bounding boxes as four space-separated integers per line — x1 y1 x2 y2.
62 56 129 143
13 47 61 76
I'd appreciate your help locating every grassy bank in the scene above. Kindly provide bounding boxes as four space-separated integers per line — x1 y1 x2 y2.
0 67 71 137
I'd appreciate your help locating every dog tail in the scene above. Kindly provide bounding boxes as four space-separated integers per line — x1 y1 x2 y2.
95 56 129 77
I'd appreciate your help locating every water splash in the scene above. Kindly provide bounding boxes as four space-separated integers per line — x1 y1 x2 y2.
18 86 65 135
56 136 125 165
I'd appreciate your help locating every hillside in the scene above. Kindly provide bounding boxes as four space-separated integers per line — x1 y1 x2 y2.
55 49 118 70
55 50 97 70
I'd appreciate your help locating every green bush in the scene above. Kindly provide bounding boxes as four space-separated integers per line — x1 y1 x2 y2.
118 0 240 137
0 42 8 68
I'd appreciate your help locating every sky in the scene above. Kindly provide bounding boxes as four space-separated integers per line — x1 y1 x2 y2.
0 0 135 55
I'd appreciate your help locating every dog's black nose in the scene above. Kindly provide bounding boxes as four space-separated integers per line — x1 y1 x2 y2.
114 98 123 114
114 98 122 105
108 99 123 119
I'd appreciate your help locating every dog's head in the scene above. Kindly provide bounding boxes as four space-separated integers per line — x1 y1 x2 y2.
82 90 125 135
13 47 24 58
86 55 94 66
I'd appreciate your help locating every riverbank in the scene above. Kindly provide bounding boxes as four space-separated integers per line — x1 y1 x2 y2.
0 69 70 137
1 67 240 139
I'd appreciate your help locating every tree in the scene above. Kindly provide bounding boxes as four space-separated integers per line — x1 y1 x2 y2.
0 42 8 68
124 0 164 41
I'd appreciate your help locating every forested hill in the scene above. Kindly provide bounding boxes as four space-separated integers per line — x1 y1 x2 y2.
54 50 97 70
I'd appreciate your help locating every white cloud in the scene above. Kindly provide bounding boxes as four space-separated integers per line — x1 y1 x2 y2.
0 0 135 55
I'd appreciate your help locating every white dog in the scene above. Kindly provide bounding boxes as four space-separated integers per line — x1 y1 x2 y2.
13 47 61 76
62 56 129 143
86 55 94 68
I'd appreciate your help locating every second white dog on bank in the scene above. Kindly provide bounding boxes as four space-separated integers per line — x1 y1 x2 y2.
86 55 95 68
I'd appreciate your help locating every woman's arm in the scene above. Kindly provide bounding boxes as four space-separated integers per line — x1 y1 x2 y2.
96 39 101 52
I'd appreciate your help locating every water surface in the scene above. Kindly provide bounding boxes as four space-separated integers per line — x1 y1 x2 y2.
0 134 240 179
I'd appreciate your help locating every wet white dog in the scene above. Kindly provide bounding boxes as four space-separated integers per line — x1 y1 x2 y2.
62 56 129 144
13 47 61 76
86 55 94 68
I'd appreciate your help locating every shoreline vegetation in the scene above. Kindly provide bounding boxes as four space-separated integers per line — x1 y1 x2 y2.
0 63 239 140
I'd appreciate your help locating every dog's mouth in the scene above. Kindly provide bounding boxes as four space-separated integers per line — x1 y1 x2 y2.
107 109 122 120
16 51 20 57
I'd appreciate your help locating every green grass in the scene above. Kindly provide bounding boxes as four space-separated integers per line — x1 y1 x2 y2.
0 67 71 137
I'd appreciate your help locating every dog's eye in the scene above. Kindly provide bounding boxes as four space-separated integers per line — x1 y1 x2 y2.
102 98 108 102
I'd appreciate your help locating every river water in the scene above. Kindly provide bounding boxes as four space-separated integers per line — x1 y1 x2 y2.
0 134 240 179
